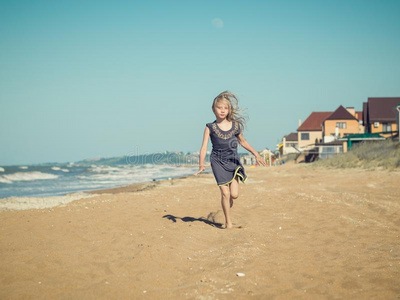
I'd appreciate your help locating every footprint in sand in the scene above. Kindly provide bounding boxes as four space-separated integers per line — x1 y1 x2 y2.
228 224 244 229
207 210 224 224
207 210 244 229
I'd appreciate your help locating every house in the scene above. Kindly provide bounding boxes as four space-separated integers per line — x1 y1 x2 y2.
259 149 277 166
281 132 299 154
297 112 332 150
322 105 364 141
363 97 400 137
296 106 365 160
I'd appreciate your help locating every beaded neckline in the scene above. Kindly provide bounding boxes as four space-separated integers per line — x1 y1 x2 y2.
216 121 233 132
212 120 238 139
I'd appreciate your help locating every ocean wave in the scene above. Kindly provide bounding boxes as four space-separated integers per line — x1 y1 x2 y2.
51 166 70 172
0 164 198 198
0 192 94 210
0 172 59 184
19 166 28 169
89 165 126 173
0 167 4 172
77 165 198 184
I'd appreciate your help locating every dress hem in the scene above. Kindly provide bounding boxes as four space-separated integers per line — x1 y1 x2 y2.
217 165 248 186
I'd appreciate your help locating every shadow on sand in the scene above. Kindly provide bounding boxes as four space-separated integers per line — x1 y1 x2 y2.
162 214 223 229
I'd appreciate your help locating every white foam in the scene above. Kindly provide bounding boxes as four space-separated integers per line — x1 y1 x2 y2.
81 164 196 183
0 167 4 172
19 166 28 169
0 177 12 184
0 192 95 211
50 166 69 172
89 165 125 173
0 171 58 184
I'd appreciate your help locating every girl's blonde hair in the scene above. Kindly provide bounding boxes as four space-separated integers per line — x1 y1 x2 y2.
212 91 247 132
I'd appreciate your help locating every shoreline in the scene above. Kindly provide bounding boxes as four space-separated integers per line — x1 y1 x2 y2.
86 165 214 195
86 174 193 195
0 165 213 210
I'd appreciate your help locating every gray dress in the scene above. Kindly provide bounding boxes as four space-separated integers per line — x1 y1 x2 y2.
206 120 248 186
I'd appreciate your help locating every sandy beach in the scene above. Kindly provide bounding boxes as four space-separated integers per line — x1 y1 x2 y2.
1 164 399 299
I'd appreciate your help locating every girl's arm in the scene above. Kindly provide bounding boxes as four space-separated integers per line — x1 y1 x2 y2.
194 126 210 175
237 133 266 166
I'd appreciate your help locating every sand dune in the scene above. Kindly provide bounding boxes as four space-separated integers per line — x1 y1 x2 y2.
1 164 399 299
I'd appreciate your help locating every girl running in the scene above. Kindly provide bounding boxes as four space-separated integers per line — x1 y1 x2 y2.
195 91 266 229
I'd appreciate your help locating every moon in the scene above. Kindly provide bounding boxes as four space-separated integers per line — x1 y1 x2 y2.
211 18 224 29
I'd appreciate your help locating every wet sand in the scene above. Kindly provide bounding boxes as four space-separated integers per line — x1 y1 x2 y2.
0 164 399 299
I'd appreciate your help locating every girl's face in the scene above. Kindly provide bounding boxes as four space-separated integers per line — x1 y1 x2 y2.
214 100 230 119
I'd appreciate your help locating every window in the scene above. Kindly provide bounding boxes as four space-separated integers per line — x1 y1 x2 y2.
320 146 343 159
336 122 347 129
382 123 392 132
301 133 309 140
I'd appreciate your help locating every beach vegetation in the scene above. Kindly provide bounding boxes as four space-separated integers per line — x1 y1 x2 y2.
314 139 400 169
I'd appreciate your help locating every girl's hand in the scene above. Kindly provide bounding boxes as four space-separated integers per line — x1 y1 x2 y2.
194 166 205 176
255 154 267 166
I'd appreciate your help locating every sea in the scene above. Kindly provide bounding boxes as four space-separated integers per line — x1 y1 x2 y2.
0 162 204 200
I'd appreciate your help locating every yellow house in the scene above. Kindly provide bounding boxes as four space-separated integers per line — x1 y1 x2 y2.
323 105 363 138
363 97 400 138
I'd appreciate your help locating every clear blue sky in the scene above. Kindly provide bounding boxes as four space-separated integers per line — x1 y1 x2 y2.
1 0 399 165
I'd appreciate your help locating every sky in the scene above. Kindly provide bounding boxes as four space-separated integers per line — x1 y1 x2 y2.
1 0 399 165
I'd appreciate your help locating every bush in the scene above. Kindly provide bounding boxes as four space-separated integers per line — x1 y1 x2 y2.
314 139 400 169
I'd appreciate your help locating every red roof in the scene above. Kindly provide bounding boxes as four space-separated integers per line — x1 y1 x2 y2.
297 112 332 132
368 98 400 122
325 105 358 121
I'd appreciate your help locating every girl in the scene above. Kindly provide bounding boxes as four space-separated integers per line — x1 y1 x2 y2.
194 91 266 229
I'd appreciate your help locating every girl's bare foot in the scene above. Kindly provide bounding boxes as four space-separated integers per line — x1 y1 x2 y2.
225 223 233 229
224 223 243 229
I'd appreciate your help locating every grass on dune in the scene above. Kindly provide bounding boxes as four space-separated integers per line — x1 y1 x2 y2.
314 139 400 169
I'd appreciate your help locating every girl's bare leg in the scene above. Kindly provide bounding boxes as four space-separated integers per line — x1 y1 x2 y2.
219 185 232 229
229 176 239 208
